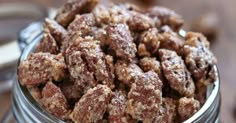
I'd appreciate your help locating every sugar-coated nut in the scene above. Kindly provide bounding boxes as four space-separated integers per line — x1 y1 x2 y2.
70 85 112 123
18 53 67 86
41 82 70 120
178 97 200 121
18 0 219 122
184 32 217 85
106 24 137 61
138 28 160 57
27 86 42 102
115 60 143 87
127 11 155 31
153 98 177 123
67 14 96 36
55 0 99 27
92 4 129 25
159 49 195 97
158 27 184 55
35 32 59 54
139 57 164 81
59 78 82 104
126 71 162 122
194 82 207 106
92 27 108 46
108 90 130 123
44 18 67 46
65 37 114 92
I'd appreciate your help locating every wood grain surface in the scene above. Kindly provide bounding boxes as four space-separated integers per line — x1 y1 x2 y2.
0 0 235 123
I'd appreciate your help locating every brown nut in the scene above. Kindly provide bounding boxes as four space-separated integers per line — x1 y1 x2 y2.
41 82 70 120
55 0 99 27
35 32 59 54
183 32 217 85
159 49 195 97
70 85 112 123
126 71 162 122
178 97 200 122
106 24 137 61
18 53 67 86
138 28 160 57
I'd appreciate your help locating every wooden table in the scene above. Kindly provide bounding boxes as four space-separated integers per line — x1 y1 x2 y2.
0 0 236 122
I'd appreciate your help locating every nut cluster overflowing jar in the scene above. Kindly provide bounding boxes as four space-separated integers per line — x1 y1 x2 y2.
13 0 221 123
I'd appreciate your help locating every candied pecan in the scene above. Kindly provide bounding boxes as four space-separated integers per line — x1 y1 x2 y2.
146 6 184 31
35 32 59 54
27 86 42 102
65 37 114 92
158 27 184 55
153 98 177 123
18 53 67 86
55 0 99 27
61 32 82 55
92 4 129 25
126 71 162 122
138 28 160 57
67 13 96 35
194 82 207 106
183 32 217 85
115 60 143 87
127 11 154 32
59 77 82 104
41 82 70 120
70 85 112 123
184 32 210 48
178 97 200 121
108 90 130 123
44 18 67 46
159 49 195 97
92 27 108 46
106 24 137 61
139 57 164 81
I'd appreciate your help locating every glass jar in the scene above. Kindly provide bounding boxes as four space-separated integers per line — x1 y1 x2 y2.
11 23 221 123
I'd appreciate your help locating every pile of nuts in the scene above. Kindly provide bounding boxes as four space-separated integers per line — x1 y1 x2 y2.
18 0 217 122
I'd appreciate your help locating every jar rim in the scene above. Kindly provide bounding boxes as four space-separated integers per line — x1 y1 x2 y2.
16 32 220 123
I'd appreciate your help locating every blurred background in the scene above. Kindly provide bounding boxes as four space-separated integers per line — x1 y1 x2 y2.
0 0 235 123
